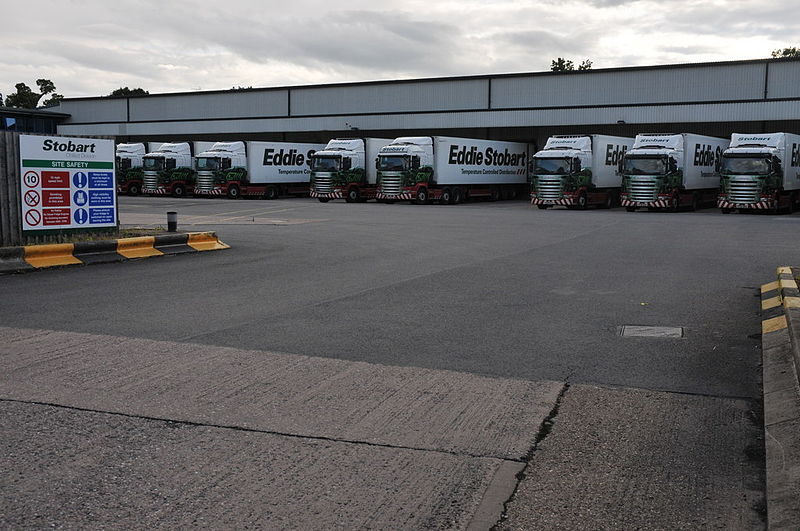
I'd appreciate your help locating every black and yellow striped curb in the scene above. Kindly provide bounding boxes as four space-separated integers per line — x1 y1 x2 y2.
761 266 800 530
0 232 229 274
761 266 800 336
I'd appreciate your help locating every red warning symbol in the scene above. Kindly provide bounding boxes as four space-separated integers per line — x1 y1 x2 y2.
24 190 40 207
25 209 42 226
24 171 40 188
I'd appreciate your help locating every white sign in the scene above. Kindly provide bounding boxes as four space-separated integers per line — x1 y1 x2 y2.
19 135 117 231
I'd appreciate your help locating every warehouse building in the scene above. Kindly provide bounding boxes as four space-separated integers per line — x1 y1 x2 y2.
50 58 800 147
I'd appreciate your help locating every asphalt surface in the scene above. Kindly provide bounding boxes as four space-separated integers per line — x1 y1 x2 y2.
2 195 798 528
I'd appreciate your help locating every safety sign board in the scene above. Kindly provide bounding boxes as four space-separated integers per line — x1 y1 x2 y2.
19 135 117 231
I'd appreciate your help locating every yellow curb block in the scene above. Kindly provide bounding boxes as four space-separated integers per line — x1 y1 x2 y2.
762 296 782 311
762 281 780 293
763 315 788 334
785 297 800 309
117 236 164 259
187 232 231 252
24 243 82 268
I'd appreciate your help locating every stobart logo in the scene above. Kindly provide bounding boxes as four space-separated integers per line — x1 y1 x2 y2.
448 145 526 167
42 139 96 153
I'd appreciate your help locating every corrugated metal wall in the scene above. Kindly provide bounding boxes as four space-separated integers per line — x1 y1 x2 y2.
130 90 289 121
53 59 800 138
291 79 488 116
490 63 766 108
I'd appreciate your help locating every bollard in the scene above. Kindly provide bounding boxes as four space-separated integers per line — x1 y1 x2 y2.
167 211 178 232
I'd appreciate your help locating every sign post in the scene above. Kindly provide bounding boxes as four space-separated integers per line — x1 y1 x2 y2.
19 135 117 233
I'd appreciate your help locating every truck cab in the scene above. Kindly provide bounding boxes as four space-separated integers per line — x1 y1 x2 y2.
310 139 365 202
620 135 682 210
116 143 145 195
143 142 195 197
530 136 592 207
376 137 434 201
195 142 248 198
717 133 797 212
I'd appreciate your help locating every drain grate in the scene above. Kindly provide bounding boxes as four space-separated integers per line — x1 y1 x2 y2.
619 325 684 338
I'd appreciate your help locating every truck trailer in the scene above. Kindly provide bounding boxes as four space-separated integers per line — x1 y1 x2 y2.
194 141 326 199
375 136 530 204
717 133 800 213
116 142 147 196
142 141 215 197
620 133 729 212
530 135 633 209
309 138 393 202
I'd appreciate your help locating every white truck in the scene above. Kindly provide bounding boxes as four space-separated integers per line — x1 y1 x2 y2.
717 133 800 213
309 138 393 202
620 133 729 212
142 141 216 197
194 141 326 199
116 142 146 196
530 135 634 209
375 136 530 204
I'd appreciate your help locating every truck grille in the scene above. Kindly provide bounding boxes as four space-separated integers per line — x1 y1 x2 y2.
728 179 760 203
628 178 658 202
379 173 402 195
536 177 564 200
143 171 159 191
195 171 215 192
313 172 334 194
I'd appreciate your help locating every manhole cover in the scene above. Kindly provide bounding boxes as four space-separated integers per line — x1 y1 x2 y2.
620 326 684 338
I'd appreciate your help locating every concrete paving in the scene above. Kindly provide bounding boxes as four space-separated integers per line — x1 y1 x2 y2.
2 196 796 528
0 326 561 458
1 401 502 529
498 384 765 530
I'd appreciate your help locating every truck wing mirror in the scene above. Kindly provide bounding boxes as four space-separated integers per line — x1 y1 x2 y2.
375 158 380 170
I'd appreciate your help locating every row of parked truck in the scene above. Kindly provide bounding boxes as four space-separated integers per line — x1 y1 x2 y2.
115 132 800 213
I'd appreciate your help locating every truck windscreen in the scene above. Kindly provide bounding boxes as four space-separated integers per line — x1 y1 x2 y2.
533 158 570 175
196 157 221 171
623 157 667 175
721 156 770 175
378 156 406 171
311 156 341 172
143 157 165 171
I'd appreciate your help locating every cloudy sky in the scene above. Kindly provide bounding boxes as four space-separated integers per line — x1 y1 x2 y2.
2 0 798 99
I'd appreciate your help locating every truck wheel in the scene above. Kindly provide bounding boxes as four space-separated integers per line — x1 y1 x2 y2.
490 187 500 202
128 183 141 196
452 187 463 205
345 187 360 203
625 206 637 212
720 208 732 214
440 188 451 204
669 193 680 212
266 185 279 200
227 184 240 199
318 198 330 203
577 191 588 210
416 187 429 205
537 204 550 210
172 184 185 198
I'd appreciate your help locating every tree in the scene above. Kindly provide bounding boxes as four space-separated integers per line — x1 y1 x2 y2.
772 47 800 58
551 58 593 71
109 87 150 97
4 79 62 108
